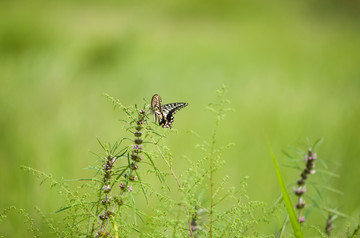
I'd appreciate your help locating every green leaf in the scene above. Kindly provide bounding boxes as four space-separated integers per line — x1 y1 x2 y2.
55 206 72 213
268 142 304 238
316 169 340 178
321 185 344 195
134 170 149 205
126 153 137 225
114 147 128 158
322 207 348 218
312 137 324 151
96 137 106 151
111 138 125 154
143 152 169 189
111 166 128 188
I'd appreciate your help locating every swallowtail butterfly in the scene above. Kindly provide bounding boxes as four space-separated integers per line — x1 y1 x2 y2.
151 94 188 129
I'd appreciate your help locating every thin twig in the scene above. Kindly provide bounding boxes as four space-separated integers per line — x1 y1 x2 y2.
150 136 193 237
151 137 181 188
209 118 219 238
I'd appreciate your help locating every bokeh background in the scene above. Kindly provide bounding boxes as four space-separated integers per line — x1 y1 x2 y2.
1 0 360 236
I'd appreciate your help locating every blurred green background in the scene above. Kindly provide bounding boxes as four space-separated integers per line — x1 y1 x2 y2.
1 0 360 236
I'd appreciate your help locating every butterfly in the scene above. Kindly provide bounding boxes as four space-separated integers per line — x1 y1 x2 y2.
151 94 188 129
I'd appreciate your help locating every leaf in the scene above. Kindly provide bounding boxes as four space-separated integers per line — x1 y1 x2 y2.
84 166 102 171
89 151 104 160
268 142 304 238
282 149 296 160
316 169 340 178
312 137 324 151
64 178 101 183
322 207 348 218
96 137 106 151
143 152 169 189
111 138 124 154
129 188 137 225
134 170 149 205
321 185 344 195
279 215 289 238
55 206 72 213
111 166 128 189
280 163 302 170
114 147 128 158
310 183 323 200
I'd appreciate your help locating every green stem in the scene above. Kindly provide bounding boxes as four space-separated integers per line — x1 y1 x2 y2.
111 216 119 238
209 117 220 238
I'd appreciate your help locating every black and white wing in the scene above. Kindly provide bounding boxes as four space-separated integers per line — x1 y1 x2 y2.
151 94 188 129
161 103 188 128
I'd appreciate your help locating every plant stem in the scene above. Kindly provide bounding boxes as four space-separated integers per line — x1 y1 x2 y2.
150 136 193 237
209 118 220 238
151 137 181 188
111 216 119 238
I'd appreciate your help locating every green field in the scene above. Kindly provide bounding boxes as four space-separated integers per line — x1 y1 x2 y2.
1 1 360 236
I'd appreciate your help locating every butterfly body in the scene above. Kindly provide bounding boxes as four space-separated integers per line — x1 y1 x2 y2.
151 94 188 129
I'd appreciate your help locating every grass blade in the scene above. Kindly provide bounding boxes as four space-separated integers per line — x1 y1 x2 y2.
268 142 304 238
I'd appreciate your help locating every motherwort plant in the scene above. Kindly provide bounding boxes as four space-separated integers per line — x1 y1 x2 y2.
294 148 317 224
279 139 346 237
6 88 353 237
90 107 148 237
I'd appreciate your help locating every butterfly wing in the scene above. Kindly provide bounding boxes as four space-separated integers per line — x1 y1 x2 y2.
161 103 188 128
151 94 164 123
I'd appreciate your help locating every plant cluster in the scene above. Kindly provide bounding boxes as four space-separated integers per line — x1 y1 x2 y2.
1 88 359 237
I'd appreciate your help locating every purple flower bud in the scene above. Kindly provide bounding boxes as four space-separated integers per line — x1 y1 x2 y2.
134 131 142 137
114 197 124 206
99 213 108 220
134 138 143 145
111 157 116 164
306 162 315 170
102 197 111 205
296 197 306 209
102 185 111 193
312 153 317 160
128 186 133 192
294 186 306 196
119 182 126 191
131 144 143 152
297 179 305 186
131 162 138 170
132 144 138 150
304 168 310 174
131 152 143 162
129 175 137 181
296 203 305 209
298 216 306 223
